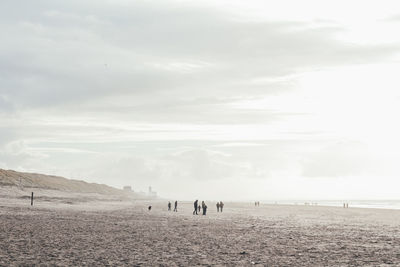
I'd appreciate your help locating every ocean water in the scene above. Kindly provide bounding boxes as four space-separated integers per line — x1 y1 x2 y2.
263 200 400 210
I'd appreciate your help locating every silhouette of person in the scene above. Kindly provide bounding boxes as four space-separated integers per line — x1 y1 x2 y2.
203 203 207 215
148 206 152 211
168 201 171 211
220 201 224 212
216 202 220 212
174 200 178 212
193 200 198 215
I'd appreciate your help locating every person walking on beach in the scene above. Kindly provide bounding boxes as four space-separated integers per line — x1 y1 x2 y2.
168 201 171 211
193 199 198 215
203 203 208 215
220 201 224 212
216 202 220 212
198 204 201 213
174 200 178 212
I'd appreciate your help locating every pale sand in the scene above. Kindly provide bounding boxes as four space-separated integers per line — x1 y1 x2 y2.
1 196 400 266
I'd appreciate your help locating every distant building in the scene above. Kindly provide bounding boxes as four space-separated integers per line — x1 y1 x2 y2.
148 186 157 198
123 186 133 192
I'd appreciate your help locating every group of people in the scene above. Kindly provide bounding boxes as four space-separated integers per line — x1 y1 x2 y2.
165 200 225 215
191 200 224 215
193 200 208 215
167 201 178 212
255 201 260 206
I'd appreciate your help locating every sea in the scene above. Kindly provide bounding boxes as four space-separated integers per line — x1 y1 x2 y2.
263 200 400 210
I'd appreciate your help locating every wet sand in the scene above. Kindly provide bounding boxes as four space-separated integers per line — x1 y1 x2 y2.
1 197 400 266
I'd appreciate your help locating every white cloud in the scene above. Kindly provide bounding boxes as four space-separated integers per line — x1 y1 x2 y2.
1 0 400 199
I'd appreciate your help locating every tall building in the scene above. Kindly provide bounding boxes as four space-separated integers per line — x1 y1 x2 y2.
148 186 157 198
123 186 133 192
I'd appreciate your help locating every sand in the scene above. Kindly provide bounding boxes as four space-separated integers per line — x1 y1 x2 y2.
1 194 400 266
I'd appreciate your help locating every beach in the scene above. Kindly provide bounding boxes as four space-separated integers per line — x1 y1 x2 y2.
1 195 400 266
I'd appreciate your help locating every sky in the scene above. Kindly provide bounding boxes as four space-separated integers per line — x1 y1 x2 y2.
1 0 400 201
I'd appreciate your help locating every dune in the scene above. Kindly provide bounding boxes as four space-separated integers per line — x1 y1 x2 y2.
0 169 156 207
0 169 124 195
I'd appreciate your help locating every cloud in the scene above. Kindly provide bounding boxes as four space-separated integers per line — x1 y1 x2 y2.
165 149 234 181
0 127 18 147
1 0 399 115
301 141 378 178
86 156 162 188
0 140 48 170
0 95 14 113
382 14 400 22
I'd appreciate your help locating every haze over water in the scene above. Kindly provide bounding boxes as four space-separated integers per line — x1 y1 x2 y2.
263 200 400 210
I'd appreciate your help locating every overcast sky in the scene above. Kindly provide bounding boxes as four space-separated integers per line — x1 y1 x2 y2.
1 0 400 200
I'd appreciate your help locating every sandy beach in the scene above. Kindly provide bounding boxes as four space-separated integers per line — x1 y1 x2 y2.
1 194 400 266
